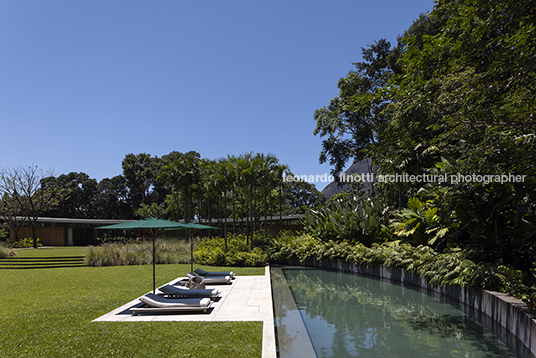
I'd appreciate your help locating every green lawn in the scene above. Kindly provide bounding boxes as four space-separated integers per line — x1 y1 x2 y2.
13 246 88 257
0 248 264 357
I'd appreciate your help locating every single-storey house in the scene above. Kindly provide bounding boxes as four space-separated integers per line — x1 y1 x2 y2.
6 215 304 246
9 217 129 246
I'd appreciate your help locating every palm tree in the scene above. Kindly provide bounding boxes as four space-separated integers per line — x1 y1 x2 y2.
208 158 236 251
236 153 253 246
256 153 283 230
226 155 239 235
157 155 200 223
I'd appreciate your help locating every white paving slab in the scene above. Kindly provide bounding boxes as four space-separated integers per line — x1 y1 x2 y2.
93 266 276 358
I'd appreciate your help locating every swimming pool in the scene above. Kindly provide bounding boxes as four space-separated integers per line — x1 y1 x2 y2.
271 266 534 358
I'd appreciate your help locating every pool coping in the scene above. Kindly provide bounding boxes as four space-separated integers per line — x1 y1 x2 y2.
271 266 317 358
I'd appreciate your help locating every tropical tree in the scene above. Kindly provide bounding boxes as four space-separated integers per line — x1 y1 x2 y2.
92 175 130 219
157 153 201 222
256 153 281 224
314 0 536 287
41 172 98 218
236 153 257 247
386 0 536 276
208 158 235 250
135 202 166 219
279 179 326 215
121 153 159 212
198 158 222 231
313 38 393 179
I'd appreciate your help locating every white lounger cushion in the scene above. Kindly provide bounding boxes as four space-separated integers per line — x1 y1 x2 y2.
140 293 211 308
187 273 231 284
159 285 219 297
194 268 235 279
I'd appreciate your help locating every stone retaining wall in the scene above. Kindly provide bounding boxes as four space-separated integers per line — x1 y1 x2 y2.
283 258 536 357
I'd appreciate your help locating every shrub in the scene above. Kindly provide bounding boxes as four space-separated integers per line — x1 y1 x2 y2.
195 232 269 267
13 238 42 248
85 239 191 267
302 195 388 245
0 244 16 259
0 222 9 241
389 196 456 249
268 232 536 313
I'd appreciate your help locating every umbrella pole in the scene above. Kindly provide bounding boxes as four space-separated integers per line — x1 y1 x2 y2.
190 231 193 273
153 236 156 294
189 229 200 273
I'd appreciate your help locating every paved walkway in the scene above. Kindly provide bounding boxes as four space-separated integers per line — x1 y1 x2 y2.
93 266 276 358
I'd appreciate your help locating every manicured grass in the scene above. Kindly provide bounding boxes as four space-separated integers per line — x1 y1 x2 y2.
0 257 264 357
0 247 86 269
13 246 88 258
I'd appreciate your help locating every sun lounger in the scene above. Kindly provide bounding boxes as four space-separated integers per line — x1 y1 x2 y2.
132 293 212 315
187 272 232 284
194 268 235 279
158 284 220 299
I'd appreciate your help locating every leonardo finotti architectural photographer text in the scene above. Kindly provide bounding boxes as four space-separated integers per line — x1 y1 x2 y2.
283 173 527 185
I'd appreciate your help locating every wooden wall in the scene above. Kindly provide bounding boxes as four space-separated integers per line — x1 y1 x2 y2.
10 227 66 246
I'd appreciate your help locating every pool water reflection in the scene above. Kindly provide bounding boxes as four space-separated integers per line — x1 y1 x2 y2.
272 267 534 358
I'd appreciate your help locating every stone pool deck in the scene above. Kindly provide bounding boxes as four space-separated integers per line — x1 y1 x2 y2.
93 266 276 358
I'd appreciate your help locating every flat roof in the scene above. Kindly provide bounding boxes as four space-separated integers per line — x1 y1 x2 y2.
10 215 304 225
12 217 131 225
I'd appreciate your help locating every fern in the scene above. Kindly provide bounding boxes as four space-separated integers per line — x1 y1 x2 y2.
268 232 535 310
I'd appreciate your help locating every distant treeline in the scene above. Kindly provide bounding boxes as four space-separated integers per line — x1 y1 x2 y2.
38 151 325 221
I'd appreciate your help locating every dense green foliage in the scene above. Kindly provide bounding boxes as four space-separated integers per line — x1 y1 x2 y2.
0 222 9 241
389 196 452 247
302 194 387 245
2 151 325 251
0 249 263 357
313 0 536 297
269 233 535 312
195 232 270 267
3 151 324 225
11 237 43 248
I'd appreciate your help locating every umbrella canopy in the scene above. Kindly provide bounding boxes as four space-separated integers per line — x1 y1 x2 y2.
180 222 220 231
97 217 189 294
97 217 187 233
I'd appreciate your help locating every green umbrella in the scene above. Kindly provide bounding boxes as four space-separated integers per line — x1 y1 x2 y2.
97 217 188 294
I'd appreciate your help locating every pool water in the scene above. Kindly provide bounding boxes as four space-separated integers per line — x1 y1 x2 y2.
272 267 534 358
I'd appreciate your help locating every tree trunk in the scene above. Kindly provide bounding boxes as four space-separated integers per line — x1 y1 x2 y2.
31 224 37 249
224 205 228 252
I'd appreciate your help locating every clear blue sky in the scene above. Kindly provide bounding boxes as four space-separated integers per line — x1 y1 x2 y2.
1 0 434 190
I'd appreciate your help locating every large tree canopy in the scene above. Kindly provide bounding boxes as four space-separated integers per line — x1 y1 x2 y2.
385 0 536 178
313 38 393 178
41 172 98 218
313 0 536 280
